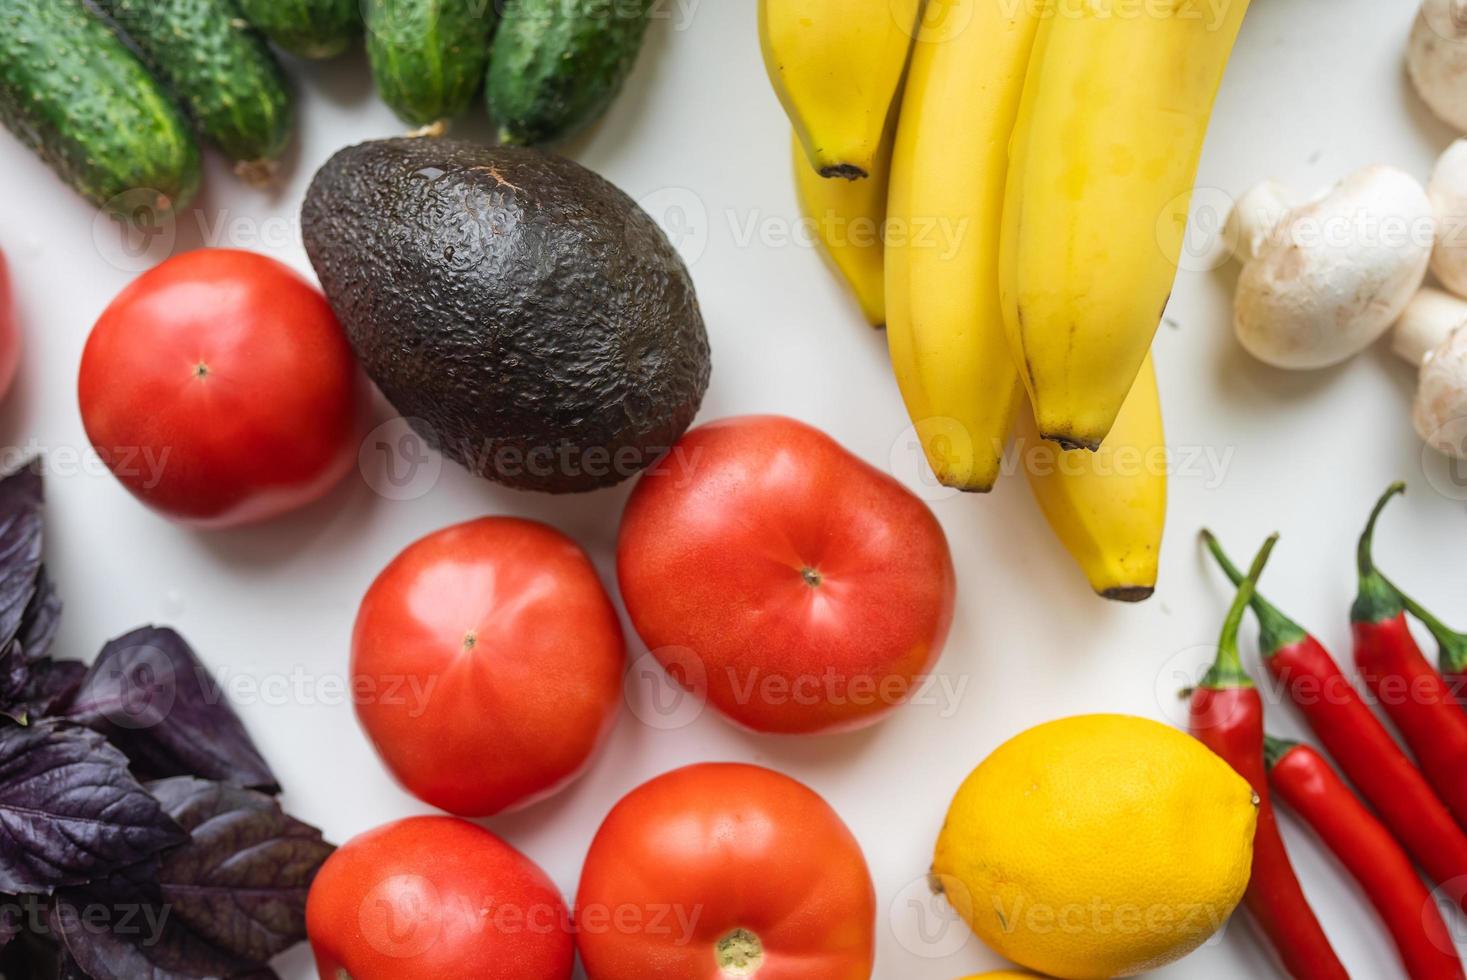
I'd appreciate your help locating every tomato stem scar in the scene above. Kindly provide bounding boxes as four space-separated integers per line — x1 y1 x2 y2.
715 927 763 975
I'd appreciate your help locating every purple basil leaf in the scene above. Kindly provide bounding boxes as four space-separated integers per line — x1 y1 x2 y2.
0 464 44 652
0 720 186 893
0 653 86 726
0 642 30 712
59 953 91 979
2 917 65 979
63 628 279 794
21 659 87 722
50 889 279 980
0 896 21 952
16 568 63 663
146 778 332 964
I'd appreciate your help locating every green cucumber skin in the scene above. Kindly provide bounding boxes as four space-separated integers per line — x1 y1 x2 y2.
96 0 293 167
236 0 360 59
487 0 654 146
0 0 200 212
365 0 496 127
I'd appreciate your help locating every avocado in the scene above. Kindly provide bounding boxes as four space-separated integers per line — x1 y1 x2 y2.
301 137 711 494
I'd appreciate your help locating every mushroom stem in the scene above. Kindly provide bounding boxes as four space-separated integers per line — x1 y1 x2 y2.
1227 179 1301 263
1393 287 1467 368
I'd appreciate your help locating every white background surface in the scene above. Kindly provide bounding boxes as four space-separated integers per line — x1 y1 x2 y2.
2 0 1466 976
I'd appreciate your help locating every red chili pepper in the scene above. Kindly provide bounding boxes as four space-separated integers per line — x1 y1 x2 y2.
1376 570 1467 712
1402 593 1467 707
1189 535 1347 980
1204 531 1467 913
1352 483 1467 833
1265 736 1464 980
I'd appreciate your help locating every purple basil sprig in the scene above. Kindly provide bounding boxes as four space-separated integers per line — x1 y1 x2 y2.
0 463 332 977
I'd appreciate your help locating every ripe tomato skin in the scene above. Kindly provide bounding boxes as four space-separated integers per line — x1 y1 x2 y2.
0 251 20 402
575 763 876 980
78 248 364 527
616 415 955 734
306 816 574 980
353 517 624 816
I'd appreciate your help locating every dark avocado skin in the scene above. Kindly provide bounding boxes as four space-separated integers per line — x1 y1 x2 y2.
301 137 711 494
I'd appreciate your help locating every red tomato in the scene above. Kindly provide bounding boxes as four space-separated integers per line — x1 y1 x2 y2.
616 415 955 734
353 517 624 816
575 763 876 980
0 251 20 402
78 248 364 527
307 816 574 980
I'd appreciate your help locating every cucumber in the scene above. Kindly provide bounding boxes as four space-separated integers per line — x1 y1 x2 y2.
486 0 653 145
96 0 293 180
364 0 495 128
235 0 360 59
0 0 200 213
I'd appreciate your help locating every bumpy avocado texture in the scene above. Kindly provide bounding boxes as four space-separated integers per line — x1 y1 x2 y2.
301 137 710 494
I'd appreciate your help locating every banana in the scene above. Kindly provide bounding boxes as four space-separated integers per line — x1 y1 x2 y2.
1001 0 1251 450
792 130 889 328
1020 352 1166 601
883 0 1040 491
759 0 921 179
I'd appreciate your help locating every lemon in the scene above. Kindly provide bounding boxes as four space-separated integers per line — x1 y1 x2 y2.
932 714 1257 980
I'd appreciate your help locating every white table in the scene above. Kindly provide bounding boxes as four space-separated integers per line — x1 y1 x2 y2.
1 0 1461 976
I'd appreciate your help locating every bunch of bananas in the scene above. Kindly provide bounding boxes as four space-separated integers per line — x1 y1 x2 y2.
761 0 1250 601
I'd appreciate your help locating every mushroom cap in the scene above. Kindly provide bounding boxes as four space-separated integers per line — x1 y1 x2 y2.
1429 139 1467 296
1226 179 1303 263
1409 0 1467 133
1415 329 1467 460
1234 166 1435 370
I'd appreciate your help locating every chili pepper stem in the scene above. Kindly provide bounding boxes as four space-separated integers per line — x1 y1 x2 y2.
1202 534 1278 690
1352 483 1407 625
1386 581 1467 675
1263 734 1298 770
1201 530 1308 654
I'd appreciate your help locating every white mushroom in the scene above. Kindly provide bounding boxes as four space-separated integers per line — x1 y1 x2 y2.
1394 287 1467 460
1225 179 1304 262
1428 140 1467 295
1409 0 1467 133
1231 166 1436 370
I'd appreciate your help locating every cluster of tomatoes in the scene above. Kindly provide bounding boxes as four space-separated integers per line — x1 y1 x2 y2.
70 249 960 977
